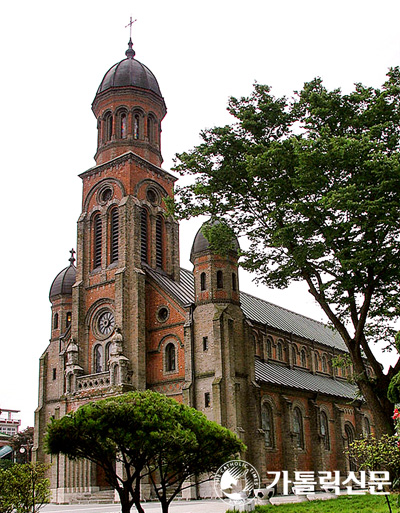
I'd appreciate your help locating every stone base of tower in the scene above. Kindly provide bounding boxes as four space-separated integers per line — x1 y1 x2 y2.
50 487 117 505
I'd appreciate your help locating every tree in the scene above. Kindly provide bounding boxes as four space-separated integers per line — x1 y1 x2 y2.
348 434 400 490
11 426 34 463
45 391 245 513
0 463 50 513
171 69 400 437
388 332 400 404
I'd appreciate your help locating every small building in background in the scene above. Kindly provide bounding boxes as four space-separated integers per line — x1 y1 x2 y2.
0 409 21 437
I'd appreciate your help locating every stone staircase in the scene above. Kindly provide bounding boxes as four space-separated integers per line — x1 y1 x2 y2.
71 489 116 504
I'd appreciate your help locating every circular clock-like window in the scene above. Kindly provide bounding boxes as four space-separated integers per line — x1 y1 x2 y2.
98 311 115 336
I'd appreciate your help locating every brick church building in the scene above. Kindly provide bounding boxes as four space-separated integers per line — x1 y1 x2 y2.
34 39 374 503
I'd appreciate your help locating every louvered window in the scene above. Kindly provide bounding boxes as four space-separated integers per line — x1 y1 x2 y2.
110 208 119 263
156 215 163 269
140 209 148 263
94 214 102 268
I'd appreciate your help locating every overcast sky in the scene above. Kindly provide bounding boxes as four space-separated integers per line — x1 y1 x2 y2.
1 0 400 430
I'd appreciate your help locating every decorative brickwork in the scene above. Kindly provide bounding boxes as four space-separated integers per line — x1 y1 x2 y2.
34 41 375 504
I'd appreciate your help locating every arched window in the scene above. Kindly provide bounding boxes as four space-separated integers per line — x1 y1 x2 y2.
217 270 223 289
301 348 307 367
345 423 357 471
200 272 206 291
140 208 148 263
232 273 237 291
293 407 304 449
105 342 111 370
364 417 371 437
320 411 330 450
156 215 164 269
120 112 127 139
105 112 113 141
133 113 140 140
322 355 328 373
53 313 59 330
292 346 297 365
148 115 157 144
165 343 176 372
266 338 272 359
66 312 72 328
94 344 103 373
314 352 319 371
261 403 274 448
277 341 283 360
93 213 102 268
110 207 119 264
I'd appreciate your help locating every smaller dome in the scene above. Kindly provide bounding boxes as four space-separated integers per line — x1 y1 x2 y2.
190 222 240 262
49 252 77 300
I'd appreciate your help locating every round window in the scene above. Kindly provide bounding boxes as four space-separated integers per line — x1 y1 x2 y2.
146 187 159 205
93 308 115 340
157 306 169 323
101 188 112 202
97 185 114 205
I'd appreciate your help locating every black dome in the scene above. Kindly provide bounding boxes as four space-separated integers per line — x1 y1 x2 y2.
190 222 240 262
96 42 163 98
49 264 76 300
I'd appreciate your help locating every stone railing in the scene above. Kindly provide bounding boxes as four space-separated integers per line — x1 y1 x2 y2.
76 371 110 391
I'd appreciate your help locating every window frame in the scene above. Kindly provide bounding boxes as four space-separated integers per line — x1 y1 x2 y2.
293 406 305 449
261 401 275 448
165 342 177 373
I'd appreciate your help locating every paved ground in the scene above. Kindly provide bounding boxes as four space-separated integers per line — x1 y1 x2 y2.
41 492 339 512
42 500 229 513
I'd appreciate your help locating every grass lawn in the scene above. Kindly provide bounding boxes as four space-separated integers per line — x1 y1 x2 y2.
227 494 399 512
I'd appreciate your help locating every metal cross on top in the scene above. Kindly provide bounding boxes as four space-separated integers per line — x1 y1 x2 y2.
125 16 137 39
69 248 76 265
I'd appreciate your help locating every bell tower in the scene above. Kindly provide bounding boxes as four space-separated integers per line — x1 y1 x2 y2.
70 39 179 394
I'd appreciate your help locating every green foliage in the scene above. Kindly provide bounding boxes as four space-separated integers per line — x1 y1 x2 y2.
388 372 400 404
201 220 238 256
173 70 400 435
0 463 50 513
388 332 400 403
348 435 400 489
45 391 245 513
239 493 399 512
332 354 352 369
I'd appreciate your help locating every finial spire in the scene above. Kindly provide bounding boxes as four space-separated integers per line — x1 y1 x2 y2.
125 17 137 59
69 248 76 266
